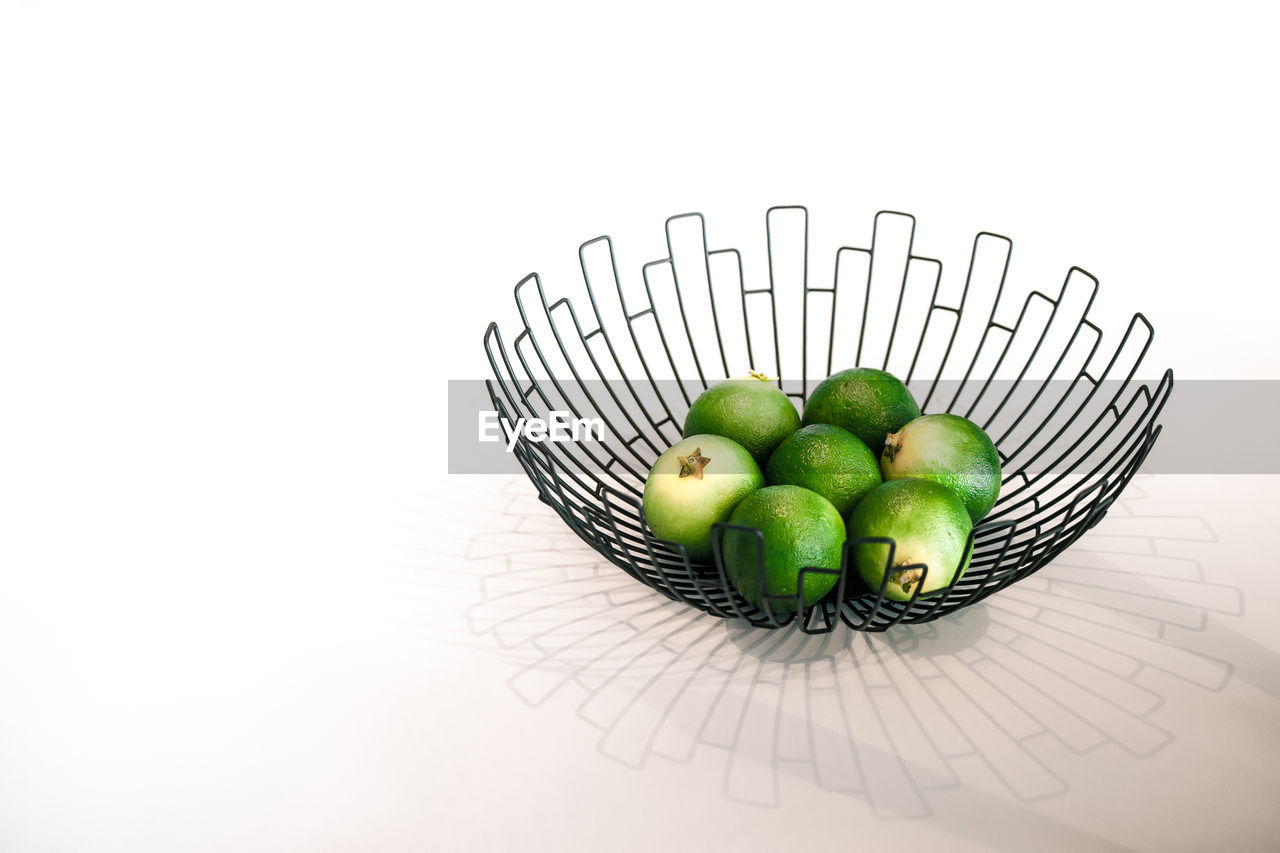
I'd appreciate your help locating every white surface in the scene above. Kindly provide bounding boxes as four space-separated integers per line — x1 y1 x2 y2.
1 2 1279 851
391 475 1274 852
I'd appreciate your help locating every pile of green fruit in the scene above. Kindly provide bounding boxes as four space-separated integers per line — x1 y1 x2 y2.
642 368 1001 615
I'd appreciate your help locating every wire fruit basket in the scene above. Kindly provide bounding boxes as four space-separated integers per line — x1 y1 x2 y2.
483 207 1172 633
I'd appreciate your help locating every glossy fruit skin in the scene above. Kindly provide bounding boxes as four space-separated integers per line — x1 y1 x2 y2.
721 485 846 615
881 413 1001 522
642 434 764 561
847 478 973 602
683 376 802 465
764 424 881 516
802 367 921 455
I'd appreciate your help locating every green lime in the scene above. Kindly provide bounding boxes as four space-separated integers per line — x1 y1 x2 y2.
683 372 802 465
802 367 921 454
721 485 846 614
642 434 764 561
847 479 973 602
764 424 881 516
882 414 1001 522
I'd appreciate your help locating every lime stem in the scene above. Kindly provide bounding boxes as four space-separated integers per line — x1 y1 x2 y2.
677 448 710 479
884 431 904 463
889 564 923 595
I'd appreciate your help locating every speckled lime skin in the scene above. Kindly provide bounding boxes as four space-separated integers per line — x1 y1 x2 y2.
683 377 802 465
802 367 921 454
721 485 846 614
881 413 1001 522
847 478 973 602
764 424 881 515
642 434 764 561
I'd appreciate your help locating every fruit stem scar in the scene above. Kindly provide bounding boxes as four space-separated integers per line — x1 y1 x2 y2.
748 369 774 382
677 448 710 479
889 561 922 594
883 431 904 463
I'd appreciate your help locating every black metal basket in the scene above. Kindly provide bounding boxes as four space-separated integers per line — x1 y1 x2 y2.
483 207 1172 633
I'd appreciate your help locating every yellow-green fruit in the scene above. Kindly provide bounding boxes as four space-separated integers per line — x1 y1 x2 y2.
642 434 764 561
765 424 881 516
721 485 846 614
882 413 1001 522
847 479 972 602
683 373 802 465
802 367 921 454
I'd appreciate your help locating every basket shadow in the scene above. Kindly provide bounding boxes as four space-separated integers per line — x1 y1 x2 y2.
402 474 1253 821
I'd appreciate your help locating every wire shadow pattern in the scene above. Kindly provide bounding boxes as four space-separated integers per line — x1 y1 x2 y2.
394 476 1241 814
483 208 1174 631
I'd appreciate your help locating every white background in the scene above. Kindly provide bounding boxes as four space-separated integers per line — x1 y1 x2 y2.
2 2 1278 851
